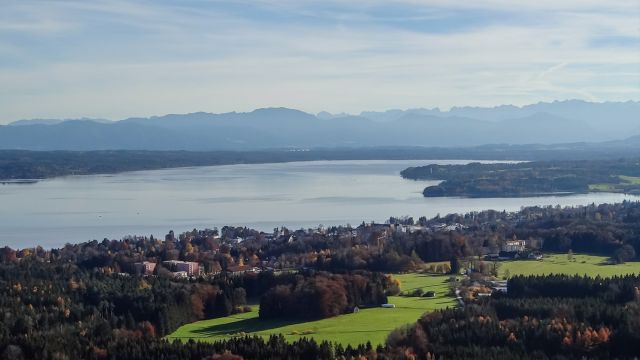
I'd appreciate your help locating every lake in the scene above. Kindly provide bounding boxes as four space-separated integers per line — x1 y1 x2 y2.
1 159 638 248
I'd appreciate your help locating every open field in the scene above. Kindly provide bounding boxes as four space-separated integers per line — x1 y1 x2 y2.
589 183 617 191
590 175 640 192
620 175 640 185
167 254 640 346
166 273 457 346
499 253 640 278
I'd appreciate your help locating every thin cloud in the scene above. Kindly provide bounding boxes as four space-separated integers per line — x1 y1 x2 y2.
0 0 638 122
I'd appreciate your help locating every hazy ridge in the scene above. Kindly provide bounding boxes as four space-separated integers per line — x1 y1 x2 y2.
1 100 638 151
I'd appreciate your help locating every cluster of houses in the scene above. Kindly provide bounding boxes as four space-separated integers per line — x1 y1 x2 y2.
132 260 260 278
356 221 467 235
127 223 542 280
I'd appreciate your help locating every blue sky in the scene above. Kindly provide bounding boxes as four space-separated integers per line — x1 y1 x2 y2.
0 0 638 122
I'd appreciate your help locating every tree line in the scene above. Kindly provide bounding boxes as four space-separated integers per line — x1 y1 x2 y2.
259 272 389 320
386 274 640 359
3 146 635 180
401 158 640 197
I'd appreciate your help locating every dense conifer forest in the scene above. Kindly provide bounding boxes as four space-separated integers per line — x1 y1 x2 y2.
401 158 640 197
387 275 640 359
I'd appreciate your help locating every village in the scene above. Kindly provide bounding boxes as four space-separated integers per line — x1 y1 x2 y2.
124 216 544 285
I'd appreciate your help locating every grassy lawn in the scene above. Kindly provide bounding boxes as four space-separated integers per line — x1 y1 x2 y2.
166 255 640 345
166 273 456 346
589 175 640 192
499 253 640 278
589 183 617 191
620 175 640 185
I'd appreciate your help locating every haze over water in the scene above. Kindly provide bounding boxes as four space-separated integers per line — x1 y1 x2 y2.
1 160 638 249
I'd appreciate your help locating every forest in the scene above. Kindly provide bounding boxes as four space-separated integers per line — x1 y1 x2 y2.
259 272 388 320
400 158 640 197
0 257 391 359
0 144 637 180
2 253 637 359
387 275 640 359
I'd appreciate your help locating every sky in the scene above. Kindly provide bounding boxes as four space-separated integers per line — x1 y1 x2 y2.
0 0 639 123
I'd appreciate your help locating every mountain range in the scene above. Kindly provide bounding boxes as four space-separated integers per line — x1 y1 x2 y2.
1 100 638 151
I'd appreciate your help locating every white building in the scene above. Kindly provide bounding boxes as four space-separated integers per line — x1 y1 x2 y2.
502 240 526 253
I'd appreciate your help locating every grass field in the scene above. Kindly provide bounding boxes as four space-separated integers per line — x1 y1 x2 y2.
589 183 617 191
620 175 640 185
499 253 640 278
589 175 640 192
167 254 640 346
166 273 457 346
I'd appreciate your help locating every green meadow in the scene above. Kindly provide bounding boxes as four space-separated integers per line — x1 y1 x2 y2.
167 254 640 346
499 253 640 278
166 273 457 346
619 175 640 185
589 175 640 192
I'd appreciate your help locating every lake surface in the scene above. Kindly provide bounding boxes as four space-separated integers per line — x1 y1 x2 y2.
1 159 638 249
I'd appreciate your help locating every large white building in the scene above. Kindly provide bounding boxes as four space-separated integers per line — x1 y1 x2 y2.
502 240 526 253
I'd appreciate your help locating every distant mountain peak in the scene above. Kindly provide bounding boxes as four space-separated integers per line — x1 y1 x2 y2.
316 111 333 120
1 100 637 150
8 119 63 126
251 107 305 113
8 118 111 126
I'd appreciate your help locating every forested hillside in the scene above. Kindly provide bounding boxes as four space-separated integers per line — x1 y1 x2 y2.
401 158 640 197
386 275 640 359
2 141 640 180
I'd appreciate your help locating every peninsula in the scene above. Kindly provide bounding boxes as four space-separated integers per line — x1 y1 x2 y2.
401 159 640 198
